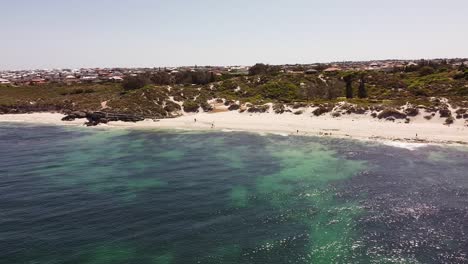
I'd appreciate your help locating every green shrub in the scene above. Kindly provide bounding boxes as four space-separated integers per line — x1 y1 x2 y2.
259 81 299 102
418 66 435 76
122 76 149 91
183 100 199 112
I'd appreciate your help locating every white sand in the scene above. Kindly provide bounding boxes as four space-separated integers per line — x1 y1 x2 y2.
0 110 467 146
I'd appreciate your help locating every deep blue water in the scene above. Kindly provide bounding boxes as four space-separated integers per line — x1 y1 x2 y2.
1 123 468 264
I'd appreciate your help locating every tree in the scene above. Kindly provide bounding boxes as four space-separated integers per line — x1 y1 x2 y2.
302 82 318 101
248 63 281 76
249 63 269 75
343 73 354 99
358 74 367 98
418 66 435 76
459 62 466 72
150 72 172 85
122 76 149 91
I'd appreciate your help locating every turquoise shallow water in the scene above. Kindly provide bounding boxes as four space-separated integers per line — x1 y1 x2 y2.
1 123 468 264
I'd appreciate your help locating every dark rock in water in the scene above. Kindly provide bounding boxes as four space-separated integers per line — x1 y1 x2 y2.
377 109 407 119
61 115 75 121
62 111 88 121
72 111 87 118
86 111 106 121
84 119 99 126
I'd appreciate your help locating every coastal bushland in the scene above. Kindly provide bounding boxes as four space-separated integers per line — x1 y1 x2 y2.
1 60 468 119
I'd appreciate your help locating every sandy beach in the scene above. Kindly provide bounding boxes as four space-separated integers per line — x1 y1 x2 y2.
1 109 467 146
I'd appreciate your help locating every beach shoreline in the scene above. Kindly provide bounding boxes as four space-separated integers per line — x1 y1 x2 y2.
1 110 467 147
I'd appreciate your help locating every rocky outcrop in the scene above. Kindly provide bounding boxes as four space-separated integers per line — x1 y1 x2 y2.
247 105 269 113
292 102 308 109
60 111 87 121
340 104 368 115
332 112 341 117
61 111 145 126
228 104 240 111
445 116 455 125
404 107 419 117
86 112 144 126
273 103 285 114
312 105 333 116
377 109 407 120
439 108 452 118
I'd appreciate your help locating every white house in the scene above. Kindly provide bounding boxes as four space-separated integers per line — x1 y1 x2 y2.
0 78 11 84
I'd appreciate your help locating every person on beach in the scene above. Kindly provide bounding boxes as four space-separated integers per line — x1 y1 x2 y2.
211 123 214 128
194 118 197 123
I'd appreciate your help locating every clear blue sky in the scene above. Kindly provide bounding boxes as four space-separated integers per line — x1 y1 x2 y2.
1 0 467 69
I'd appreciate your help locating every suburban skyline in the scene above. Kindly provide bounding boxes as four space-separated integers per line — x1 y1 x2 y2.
2 0 468 70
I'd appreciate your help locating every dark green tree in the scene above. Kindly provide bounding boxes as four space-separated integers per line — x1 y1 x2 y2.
358 74 367 98
122 76 149 91
343 73 354 99
458 62 466 72
418 66 435 76
249 63 281 76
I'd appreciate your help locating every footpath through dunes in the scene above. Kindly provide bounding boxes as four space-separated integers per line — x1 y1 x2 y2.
1 125 468 263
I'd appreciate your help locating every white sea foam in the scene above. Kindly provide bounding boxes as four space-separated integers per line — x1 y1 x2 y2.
382 141 429 151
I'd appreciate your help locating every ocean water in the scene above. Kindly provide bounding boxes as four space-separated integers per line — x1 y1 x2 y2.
1 124 468 264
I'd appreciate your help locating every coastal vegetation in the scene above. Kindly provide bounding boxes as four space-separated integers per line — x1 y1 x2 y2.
1 60 468 126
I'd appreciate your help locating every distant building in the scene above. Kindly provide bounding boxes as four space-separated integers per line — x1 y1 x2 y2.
305 69 318 74
64 75 80 85
0 78 11 84
30 78 46 85
109 76 123 82
323 67 341 72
